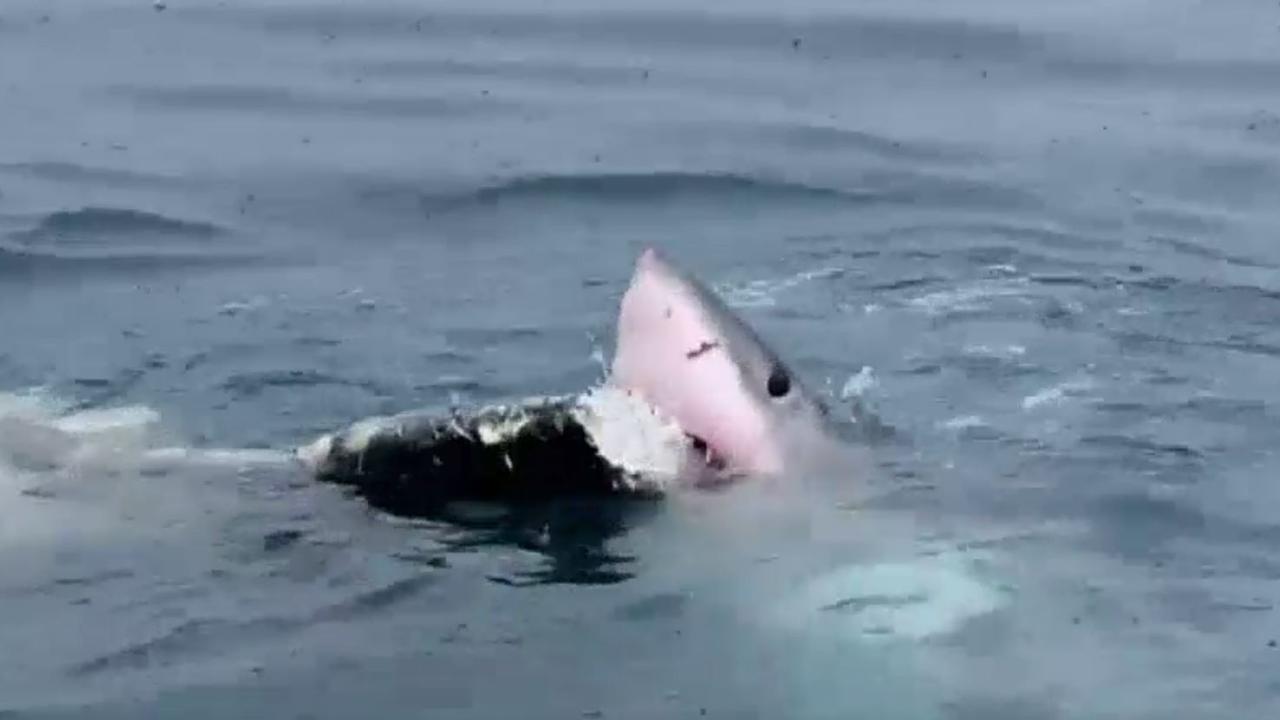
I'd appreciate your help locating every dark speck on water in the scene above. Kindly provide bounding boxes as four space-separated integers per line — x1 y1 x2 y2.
2 0 1280 718
262 529 305 553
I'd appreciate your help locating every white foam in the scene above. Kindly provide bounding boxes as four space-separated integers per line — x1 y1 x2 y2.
1022 377 1093 410
939 415 986 430
294 433 334 474
0 394 162 476
909 279 1029 315
715 266 842 308
138 447 291 472
771 551 1008 642
839 366 877 400
963 343 1027 358
342 415 399 453
0 389 294 547
573 384 692 491
475 410 536 445
47 405 161 435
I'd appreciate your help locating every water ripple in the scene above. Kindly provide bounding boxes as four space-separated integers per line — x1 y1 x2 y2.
69 573 437 677
0 244 256 276
1145 234 1277 271
110 84 513 118
236 7 1040 66
0 162 196 191
348 55 643 87
220 370 391 400
465 171 859 205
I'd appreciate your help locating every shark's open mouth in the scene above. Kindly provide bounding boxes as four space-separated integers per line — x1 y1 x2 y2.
685 433 727 472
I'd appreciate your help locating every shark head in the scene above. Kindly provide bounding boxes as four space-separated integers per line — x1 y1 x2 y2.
609 247 832 478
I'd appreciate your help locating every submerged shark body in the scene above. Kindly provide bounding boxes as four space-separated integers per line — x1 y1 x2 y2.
300 248 843 515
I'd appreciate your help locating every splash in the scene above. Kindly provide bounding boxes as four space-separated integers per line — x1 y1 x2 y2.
0 388 291 547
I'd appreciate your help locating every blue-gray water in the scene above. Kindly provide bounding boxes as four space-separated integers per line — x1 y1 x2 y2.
3 0 1280 717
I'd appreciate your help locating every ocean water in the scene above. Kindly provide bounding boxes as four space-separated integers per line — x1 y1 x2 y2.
3 0 1280 717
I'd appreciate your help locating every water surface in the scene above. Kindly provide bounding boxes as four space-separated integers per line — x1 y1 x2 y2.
3 0 1280 717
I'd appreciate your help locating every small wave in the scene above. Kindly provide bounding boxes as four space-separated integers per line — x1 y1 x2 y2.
1202 338 1280 359
847 168 1044 213
310 574 438 622
10 206 225 244
0 162 194 191
0 204 256 274
1125 275 1280 303
866 276 943 293
71 573 436 677
1181 395 1270 424
768 122 982 166
1129 200 1230 237
111 83 512 118
220 370 391 400
461 171 862 207
348 55 643 88
861 221 1119 264
1146 234 1276 271
70 617 280 677
1045 54 1280 93
238 7 1039 68
908 278 1032 316
0 243 261 277
401 168 1036 220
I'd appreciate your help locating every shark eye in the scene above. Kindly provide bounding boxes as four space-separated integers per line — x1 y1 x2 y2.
766 366 791 398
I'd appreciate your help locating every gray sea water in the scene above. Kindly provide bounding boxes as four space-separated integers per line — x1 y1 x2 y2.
3 0 1280 717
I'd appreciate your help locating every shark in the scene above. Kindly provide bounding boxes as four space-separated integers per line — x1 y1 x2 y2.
611 247 833 479
299 247 848 512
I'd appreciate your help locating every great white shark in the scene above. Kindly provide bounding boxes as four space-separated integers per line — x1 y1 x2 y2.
300 247 849 510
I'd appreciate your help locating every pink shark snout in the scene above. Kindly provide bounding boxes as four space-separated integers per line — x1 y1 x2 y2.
609 248 828 478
